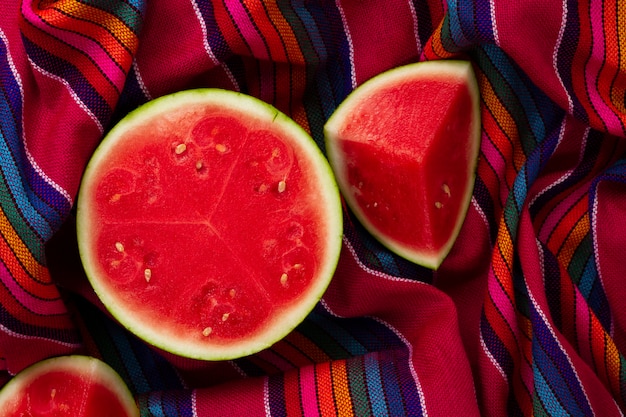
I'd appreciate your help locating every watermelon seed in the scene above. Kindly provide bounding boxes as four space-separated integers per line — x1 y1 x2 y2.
278 180 287 193
175 143 187 155
435 201 443 209
51 388 56 399
442 183 451 197
110 193 121 203
115 242 125 252
202 327 212 337
222 313 230 322
257 183 268 193
144 268 152 282
215 143 227 153
229 289 236 298
196 161 203 170
280 273 289 286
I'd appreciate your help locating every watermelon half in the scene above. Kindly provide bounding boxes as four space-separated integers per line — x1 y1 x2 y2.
77 89 343 360
0 355 138 417
324 60 481 269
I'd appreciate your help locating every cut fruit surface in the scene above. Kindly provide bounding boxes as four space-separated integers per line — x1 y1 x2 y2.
0 355 138 417
77 89 343 360
324 60 481 269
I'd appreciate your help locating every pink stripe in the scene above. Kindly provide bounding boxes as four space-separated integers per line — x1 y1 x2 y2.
537 178 589 243
21 3 125 88
487 262 517 329
575 290 593 364
223 1 270 61
584 0 623 135
299 365 321 417
481 133 511 206
0 263 67 316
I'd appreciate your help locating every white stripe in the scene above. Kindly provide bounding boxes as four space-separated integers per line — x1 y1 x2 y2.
489 0 500 46
335 0 357 89
132 60 153 101
553 0 574 114
321 238 431 415
407 0 422 54
190 0 240 91
0 29 75 206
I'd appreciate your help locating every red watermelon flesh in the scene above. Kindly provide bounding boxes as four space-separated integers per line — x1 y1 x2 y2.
0 356 138 417
77 90 343 360
325 60 481 269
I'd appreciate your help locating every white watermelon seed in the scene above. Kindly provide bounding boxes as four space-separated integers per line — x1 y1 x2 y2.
115 242 125 252
229 289 236 298
280 273 288 286
222 313 230 322
175 143 187 155
435 201 443 209
442 183 451 197
215 143 227 153
278 180 286 193
144 268 152 282
202 327 212 337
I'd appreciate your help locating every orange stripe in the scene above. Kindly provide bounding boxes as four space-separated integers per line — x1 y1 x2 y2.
330 360 354 416
47 3 137 67
0 212 60 300
315 362 338 417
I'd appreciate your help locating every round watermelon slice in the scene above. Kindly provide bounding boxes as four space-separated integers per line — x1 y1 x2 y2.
77 89 343 360
324 60 481 269
0 355 138 417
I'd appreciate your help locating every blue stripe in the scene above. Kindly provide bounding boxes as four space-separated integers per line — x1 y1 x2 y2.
364 353 389 417
446 0 471 48
379 351 407 417
532 304 593 416
533 361 571 416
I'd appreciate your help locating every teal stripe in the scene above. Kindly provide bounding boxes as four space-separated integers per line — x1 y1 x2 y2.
364 353 389 417
347 356 373 416
0 164 44 262
308 311 369 356
0 131 53 241
533 361 571 416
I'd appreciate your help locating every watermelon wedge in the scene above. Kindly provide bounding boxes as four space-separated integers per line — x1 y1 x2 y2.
0 355 138 417
77 89 343 360
324 60 481 269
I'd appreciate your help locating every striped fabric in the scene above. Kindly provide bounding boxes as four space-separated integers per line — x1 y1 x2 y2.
1 0 626 415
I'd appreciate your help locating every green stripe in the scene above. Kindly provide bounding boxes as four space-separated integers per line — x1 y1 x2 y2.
347 356 373 416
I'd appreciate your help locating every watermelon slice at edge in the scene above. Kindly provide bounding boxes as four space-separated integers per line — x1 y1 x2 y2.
324 60 481 269
0 355 138 417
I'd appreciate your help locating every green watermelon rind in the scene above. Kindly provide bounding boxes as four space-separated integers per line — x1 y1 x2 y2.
0 355 139 417
324 60 481 270
77 89 343 361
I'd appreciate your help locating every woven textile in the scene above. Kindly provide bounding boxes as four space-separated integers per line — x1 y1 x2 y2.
1 0 626 415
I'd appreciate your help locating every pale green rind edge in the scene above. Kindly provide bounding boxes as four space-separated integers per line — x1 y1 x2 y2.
0 355 139 416
324 60 481 270
77 89 343 361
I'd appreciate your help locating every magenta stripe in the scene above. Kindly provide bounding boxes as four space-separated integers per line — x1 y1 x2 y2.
537 179 589 243
299 365 321 417
21 3 126 89
584 0 623 135
481 133 511 206
487 260 518 333
223 0 270 61
0 263 67 316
